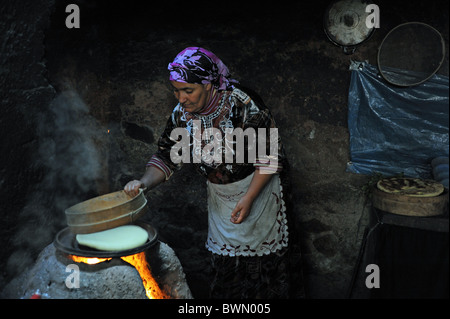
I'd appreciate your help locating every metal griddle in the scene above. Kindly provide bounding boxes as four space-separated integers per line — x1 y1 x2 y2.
54 220 158 258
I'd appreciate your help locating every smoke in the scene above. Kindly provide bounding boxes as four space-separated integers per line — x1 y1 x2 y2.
7 89 108 276
37 90 105 196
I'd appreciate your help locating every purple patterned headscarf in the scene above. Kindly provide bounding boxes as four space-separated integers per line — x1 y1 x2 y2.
168 47 238 91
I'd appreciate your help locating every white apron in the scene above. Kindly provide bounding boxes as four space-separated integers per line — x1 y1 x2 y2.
205 173 289 257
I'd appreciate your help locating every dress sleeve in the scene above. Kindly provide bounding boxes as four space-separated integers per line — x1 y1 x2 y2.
241 96 285 174
146 110 183 180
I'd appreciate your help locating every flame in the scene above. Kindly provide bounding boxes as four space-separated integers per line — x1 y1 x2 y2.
121 252 169 299
70 255 112 264
69 253 169 299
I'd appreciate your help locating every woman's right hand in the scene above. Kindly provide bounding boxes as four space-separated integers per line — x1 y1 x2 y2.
124 180 144 197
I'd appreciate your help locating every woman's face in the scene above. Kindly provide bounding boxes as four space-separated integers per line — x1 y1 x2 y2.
170 81 212 113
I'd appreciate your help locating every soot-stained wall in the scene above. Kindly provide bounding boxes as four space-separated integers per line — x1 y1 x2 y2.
1 0 448 298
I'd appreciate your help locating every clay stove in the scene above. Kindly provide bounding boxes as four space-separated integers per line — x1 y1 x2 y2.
1 221 193 299
54 220 168 299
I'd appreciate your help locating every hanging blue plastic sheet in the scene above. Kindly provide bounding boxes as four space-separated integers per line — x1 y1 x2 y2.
346 61 449 179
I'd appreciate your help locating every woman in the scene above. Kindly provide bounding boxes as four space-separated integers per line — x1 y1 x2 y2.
124 47 302 298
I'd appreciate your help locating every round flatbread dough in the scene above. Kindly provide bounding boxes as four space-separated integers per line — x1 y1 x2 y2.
377 177 444 197
76 225 148 251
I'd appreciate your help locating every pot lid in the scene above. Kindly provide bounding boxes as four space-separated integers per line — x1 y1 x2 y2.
324 0 375 47
54 220 158 258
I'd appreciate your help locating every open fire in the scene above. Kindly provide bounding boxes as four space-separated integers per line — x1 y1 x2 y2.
69 252 169 299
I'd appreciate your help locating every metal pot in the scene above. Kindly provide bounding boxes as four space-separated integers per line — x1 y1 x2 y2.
324 0 376 54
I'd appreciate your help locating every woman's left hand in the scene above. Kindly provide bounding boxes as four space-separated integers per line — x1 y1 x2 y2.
230 170 274 224
230 195 254 224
